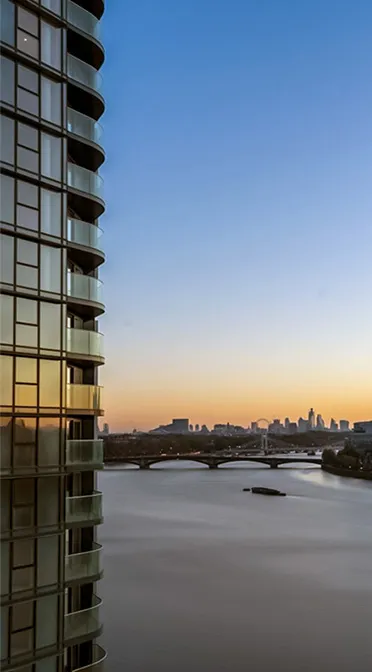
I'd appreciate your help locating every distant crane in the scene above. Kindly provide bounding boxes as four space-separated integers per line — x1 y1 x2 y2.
256 418 271 454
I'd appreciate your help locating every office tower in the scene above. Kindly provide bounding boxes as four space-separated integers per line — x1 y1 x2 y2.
339 420 349 432
251 422 258 433
195 423 200 432
189 424 193 432
330 418 339 432
288 422 298 434
307 407 315 430
284 417 290 431
102 422 109 435
269 419 284 434
0 1 106 671
316 414 325 430
298 417 308 432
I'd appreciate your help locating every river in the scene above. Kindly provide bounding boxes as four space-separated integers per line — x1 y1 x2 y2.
98 463 372 672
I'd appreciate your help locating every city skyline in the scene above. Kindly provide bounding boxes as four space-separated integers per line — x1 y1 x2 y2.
100 0 372 433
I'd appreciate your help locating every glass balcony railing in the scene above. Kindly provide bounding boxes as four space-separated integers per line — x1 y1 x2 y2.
65 491 103 525
66 439 104 469
67 54 102 92
65 543 102 583
67 328 104 359
68 163 103 200
67 272 103 304
67 1 100 40
67 218 103 253
64 595 102 642
67 108 103 145
66 384 103 412
72 645 107 672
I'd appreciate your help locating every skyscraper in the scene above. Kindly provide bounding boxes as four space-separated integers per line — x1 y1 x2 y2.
316 414 325 430
1 1 106 670
339 420 350 432
330 418 339 432
307 407 315 430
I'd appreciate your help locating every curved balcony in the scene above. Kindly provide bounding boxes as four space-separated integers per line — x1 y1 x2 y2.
72 645 107 672
68 1 100 40
67 1 104 70
67 108 103 146
67 108 104 172
65 543 102 584
67 273 104 316
64 595 102 643
68 163 104 218
66 439 104 470
66 491 103 526
67 328 104 363
66 383 103 414
67 217 104 270
68 54 102 92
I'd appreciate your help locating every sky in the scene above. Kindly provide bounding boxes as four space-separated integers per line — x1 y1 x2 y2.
99 0 372 432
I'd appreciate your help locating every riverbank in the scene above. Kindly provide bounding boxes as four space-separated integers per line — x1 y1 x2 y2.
322 464 372 481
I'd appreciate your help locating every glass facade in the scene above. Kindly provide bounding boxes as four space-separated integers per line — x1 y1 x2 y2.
0 0 105 670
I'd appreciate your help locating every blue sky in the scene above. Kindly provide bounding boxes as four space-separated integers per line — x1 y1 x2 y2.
99 0 372 431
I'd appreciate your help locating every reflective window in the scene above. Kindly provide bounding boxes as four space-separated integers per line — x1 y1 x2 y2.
16 358 37 384
18 7 39 36
17 264 38 290
37 477 59 525
15 384 37 407
18 146 39 173
12 602 34 631
41 21 61 70
18 181 38 208
11 627 33 656
37 537 58 588
40 302 61 349
0 115 15 164
0 56 15 105
0 356 13 406
18 123 39 151
17 29 39 59
38 418 60 466
0 295 13 345
0 235 14 285
17 87 39 116
17 239 38 266
36 595 57 649
42 0 61 15
41 189 61 236
1 542 9 595
39 360 60 406
13 539 34 567
41 133 61 180
41 245 60 293
18 65 38 93
41 77 61 125
0 174 14 224
17 204 39 232
0 0 15 46
11 566 34 592
17 298 37 324
16 324 37 348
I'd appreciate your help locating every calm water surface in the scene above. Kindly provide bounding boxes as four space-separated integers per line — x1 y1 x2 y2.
98 463 372 672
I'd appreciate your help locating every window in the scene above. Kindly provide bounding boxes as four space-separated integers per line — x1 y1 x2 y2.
39 360 60 407
17 29 39 60
14 417 36 469
0 234 14 285
18 123 39 151
41 245 60 293
13 539 34 567
37 478 59 526
17 123 39 173
38 418 60 466
18 87 39 116
16 264 38 290
0 56 15 106
17 7 39 60
16 323 37 348
16 358 37 384
18 180 38 209
17 239 38 266
0 0 15 46
12 602 34 631
18 7 39 36
1 542 9 596
0 115 15 164
41 133 61 180
42 0 61 15
40 302 61 349
36 596 57 649
0 356 13 406
12 479 35 531
17 298 37 324
16 238 38 291
17 204 39 232
19 65 38 93
37 537 59 587
0 295 13 345
0 174 15 224
41 188 61 236
18 64 39 117
41 77 61 124
41 21 61 70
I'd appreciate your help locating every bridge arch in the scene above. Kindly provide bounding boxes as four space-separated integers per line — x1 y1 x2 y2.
147 456 210 468
216 458 271 468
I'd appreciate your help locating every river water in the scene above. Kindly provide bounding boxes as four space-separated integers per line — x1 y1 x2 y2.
98 463 372 672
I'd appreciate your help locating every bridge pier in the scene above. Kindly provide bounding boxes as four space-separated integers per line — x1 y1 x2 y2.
270 462 278 468
139 461 150 470
208 463 218 469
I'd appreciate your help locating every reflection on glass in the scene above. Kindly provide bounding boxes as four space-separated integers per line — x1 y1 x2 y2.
38 418 61 468
41 21 61 70
67 329 104 358
65 543 101 582
67 1 100 39
0 417 12 472
37 535 59 587
40 245 61 294
66 384 102 411
67 54 102 91
0 295 13 345
36 595 58 649
67 218 103 252
65 493 102 525
67 163 103 199
0 174 15 224
67 108 102 145
40 302 61 350
41 188 61 237
41 77 61 124
64 595 102 641
67 273 103 304
0 356 13 405
37 477 59 527
41 133 61 181
15 357 37 383
15 384 37 407
66 440 103 468
0 234 14 285
15 323 37 349
39 360 61 407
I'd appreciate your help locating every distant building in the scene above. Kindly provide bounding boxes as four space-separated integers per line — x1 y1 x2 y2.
189 424 194 432
150 418 190 434
307 408 315 430
316 414 325 430
195 424 200 432
354 421 372 433
251 422 258 433
200 424 210 434
330 418 338 432
298 417 308 433
102 422 110 435
288 422 298 434
284 417 290 431
339 420 350 432
269 419 284 434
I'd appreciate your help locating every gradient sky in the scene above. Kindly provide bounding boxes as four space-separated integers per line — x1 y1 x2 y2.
99 0 372 432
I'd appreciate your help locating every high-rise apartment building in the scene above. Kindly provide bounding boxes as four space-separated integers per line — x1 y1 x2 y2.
1 1 106 670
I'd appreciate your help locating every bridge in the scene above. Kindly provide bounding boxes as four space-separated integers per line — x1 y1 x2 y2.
108 454 322 470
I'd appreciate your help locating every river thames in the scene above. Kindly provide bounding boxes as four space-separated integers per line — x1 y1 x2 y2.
98 463 372 672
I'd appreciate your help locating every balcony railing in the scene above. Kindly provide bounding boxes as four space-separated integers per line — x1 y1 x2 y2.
66 384 103 412
66 439 104 469
66 491 103 525
67 54 102 92
67 272 103 304
67 328 104 359
67 108 103 145
64 595 102 642
72 645 107 672
68 163 103 200
67 218 103 253
67 1 100 40
65 543 102 583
